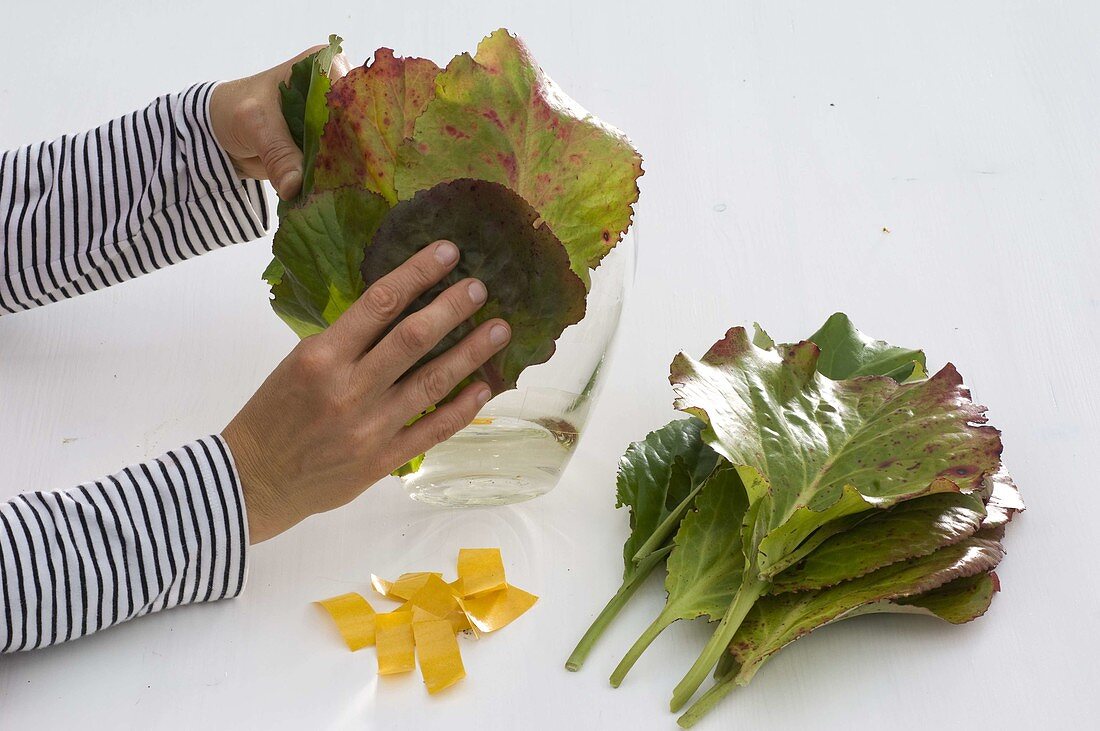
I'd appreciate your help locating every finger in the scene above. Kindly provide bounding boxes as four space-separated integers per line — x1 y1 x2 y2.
232 155 266 180
243 102 305 198
277 45 329 82
358 276 490 390
325 240 461 358
330 52 352 82
391 381 492 462
387 319 511 423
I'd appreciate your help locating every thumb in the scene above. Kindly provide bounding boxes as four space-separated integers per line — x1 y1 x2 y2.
249 105 305 200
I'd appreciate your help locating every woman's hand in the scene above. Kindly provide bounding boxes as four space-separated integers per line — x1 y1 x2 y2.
209 46 352 200
222 241 511 544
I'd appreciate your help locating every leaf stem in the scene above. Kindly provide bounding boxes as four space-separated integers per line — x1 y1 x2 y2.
677 664 739 728
631 484 705 564
669 577 767 712
609 608 677 687
565 546 670 671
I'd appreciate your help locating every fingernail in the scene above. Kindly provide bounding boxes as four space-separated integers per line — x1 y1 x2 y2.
468 280 487 304
434 241 459 265
489 323 510 346
476 387 492 406
277 169 301 199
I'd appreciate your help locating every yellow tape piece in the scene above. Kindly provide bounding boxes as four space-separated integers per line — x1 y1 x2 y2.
316 592 376 651
409 574 461 619
456 548 507 597
375 610 416 675
447 608 476 636
371 571 443 601
460 584 538 633
413 619 466 694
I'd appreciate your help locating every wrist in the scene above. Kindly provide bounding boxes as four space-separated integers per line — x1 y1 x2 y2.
222 416 286 544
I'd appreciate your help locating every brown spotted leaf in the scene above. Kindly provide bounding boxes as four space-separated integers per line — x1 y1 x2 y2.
669 327 1006 579
728 537 1004 686
314 49 441 204
362 178 586 397
769 492 988 593
394 28 643 283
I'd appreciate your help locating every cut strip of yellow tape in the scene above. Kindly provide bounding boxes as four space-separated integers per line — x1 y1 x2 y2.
316 592 376 651
375 611 416 675
456 548 507 597
372 571 443 601
413 619 466 694
460 584 538 633
409 574 461 619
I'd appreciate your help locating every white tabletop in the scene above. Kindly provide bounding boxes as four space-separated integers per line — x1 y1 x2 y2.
1 1 1096 729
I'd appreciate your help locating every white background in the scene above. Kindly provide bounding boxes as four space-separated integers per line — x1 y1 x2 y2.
1 1 1098 729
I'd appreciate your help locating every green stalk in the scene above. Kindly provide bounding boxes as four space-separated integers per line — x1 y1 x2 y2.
758 512 869 579
677 665 739 728
713 646 737 679
631 485 705 564
609 607 677 687
669 577 767 712
565 546 671 671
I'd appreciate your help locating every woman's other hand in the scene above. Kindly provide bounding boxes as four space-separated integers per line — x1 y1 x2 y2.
209 46 352 200
223 241 512 543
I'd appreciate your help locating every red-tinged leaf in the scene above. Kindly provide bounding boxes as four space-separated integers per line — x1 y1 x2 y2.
315 48 441 204
395 28 643 283
361 179 586 396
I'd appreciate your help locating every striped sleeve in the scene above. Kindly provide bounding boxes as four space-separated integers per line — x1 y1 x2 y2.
0 82 269 313
0 436 248 652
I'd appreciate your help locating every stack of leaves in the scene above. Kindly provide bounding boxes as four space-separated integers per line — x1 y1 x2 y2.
566 314 1024 727
266 30 642 403
316 548 537 694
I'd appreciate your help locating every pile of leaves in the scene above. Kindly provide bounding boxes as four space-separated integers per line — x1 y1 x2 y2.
266 31 642 401
566 314 1023 727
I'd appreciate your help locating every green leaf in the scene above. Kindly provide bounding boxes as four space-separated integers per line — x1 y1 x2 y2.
669 327 1004 577
391 452 425 477
806 312 927 381
394 28 643 283
266 186 390 337
361 178 586 396
668 327 1004 709
610 466 747 686
314 48 440 204
278 35 343 207
566 418 718 672
982 466 1026 531
677 540 1003 728
888 571 999 624
616 418 722 573
769 492 987 593
728 537 1004 685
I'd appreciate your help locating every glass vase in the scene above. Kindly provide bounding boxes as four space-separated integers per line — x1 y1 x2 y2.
401 232 636 507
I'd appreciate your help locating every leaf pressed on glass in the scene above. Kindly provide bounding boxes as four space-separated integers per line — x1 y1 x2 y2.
265 186 390 337
278 35 344 206
314 48 441 204
394 28 643 283
361 178 587 396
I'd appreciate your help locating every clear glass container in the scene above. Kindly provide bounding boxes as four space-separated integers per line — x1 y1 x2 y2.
402 232 635 507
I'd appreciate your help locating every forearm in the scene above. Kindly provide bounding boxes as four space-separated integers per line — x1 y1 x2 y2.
0 435 248 652
0 82 269 314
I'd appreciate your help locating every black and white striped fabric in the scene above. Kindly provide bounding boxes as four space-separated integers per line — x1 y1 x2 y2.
0 82 268 652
